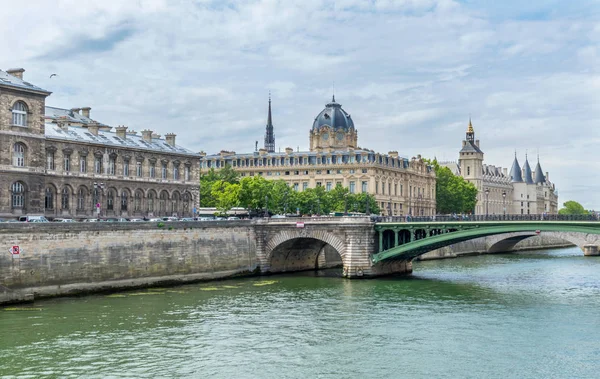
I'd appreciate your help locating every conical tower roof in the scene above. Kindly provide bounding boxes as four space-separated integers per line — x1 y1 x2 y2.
523 155 534 184
534 157 545 184
510 154 523 182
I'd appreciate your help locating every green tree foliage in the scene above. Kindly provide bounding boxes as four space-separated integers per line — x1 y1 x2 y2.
200 167 380 215
199 166 239 207
558 200 588 215
425 159 478 214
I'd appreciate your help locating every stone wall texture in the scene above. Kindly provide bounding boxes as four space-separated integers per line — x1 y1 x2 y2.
0 222 257 304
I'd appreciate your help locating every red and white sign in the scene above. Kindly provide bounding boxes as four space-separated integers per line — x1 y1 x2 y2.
11 246 20 255
296 222 305 228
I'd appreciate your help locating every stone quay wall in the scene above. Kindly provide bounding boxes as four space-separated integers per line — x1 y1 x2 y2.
0 221 257 304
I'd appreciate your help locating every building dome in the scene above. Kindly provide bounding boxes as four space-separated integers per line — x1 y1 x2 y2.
312 96 355 131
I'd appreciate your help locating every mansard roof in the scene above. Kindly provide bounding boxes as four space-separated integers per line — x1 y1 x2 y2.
45 106 109 127
459 140 482 154
0 69 51 94
45 124 197 156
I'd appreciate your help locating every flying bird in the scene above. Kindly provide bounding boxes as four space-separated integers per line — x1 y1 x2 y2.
49 73 58 78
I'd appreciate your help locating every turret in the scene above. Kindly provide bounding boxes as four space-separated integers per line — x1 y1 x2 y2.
510 153 523 182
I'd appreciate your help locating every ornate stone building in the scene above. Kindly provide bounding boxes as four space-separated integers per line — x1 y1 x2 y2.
0 68 200 219
441 120 558 215
200 96 437 216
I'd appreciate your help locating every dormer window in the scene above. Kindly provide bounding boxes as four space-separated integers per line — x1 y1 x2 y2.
12 101 28 126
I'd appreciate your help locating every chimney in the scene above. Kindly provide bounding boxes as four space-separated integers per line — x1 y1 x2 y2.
115 125 127 139
545 171 549 181
259 148 267 156
141 129 153 142
151 132 161 139
503 168 508 176
388 151 399 158
6 68 25 79
198 151 207 157
81 107 91 118
70 108 81 116
285 147 293 154
165 133 176 146
126 130 137 135
87 121 100 136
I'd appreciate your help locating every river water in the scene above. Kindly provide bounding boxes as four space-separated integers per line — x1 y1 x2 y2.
1 247 600 378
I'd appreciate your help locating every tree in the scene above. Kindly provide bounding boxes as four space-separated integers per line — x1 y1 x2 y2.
425 159 478 214
199 165 239 207
558 200 588 215
211 180 240 213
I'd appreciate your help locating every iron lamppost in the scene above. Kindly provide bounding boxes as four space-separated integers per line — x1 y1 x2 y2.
502 190 507 218
485 188 490 220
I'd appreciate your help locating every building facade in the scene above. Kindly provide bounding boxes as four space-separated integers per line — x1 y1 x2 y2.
0 68 200 219
200 96 437 216
441 120 558 215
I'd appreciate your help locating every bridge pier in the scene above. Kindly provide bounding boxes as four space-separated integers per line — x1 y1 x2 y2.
583 245 599 256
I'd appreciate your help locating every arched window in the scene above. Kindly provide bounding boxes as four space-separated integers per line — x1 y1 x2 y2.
134 190 142 211
107 190 114 210
121 191 128 211
159 192 167 213
12 101 27 126
61 188 70 210
45 188 54 210
171 192 180 213
183 193 190 214
11 182 25 208
147 192 154 212
77 188 86 210
13 143 25 167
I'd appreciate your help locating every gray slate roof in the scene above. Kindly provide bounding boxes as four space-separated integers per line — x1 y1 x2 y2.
45 106 109 127
510 156 523 182
0 69 50 93
534 161 545 184
522 158 534 184
312 97 355 131
459 140 482 154
45 124 197 156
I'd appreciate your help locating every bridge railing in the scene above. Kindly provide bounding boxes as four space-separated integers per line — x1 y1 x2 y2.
374 214 600 223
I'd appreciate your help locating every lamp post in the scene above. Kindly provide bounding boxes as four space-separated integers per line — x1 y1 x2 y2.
485 188 490 220
344 193 348 216
264 195 268 218
502 190 506 218
93 182 105 218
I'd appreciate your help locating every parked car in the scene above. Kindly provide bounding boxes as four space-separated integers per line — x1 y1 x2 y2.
197 217 213 221
82 218 102 222
53 218 75 222
148 218 162 222
18 215 49 223
162 217 179 222
180 217 195 221
271 214 286 219
226 216 240 220
129 218 145 222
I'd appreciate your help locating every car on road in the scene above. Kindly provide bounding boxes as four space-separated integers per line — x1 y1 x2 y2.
129 218 145 222
18 215 49 222
53 218 75 222
226 216 240 220
162 217 178 222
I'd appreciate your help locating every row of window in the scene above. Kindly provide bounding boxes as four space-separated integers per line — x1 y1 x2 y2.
10 182 192 213
11 143 191 181
204 153 410 169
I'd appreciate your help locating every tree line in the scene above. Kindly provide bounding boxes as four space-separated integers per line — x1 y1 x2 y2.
200 165 380 215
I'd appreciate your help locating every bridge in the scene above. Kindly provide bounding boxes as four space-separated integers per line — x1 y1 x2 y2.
255 215 600 278
2 215 600 305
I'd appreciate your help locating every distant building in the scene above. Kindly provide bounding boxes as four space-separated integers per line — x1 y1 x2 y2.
440 120 558 215
0 68 199 219
200 96 436 216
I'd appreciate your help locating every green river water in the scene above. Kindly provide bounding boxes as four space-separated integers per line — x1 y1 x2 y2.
1 246 600 378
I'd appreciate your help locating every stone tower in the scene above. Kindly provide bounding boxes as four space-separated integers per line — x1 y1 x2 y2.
264 95 275 153
458 118 484 211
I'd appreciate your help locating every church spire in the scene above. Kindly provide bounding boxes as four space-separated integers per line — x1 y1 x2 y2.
466 117 475 142
264 93 275 153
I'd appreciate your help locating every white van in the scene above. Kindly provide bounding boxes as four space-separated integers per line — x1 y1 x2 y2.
18 215 49 223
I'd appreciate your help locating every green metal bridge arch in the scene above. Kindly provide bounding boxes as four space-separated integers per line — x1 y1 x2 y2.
372 221 600 263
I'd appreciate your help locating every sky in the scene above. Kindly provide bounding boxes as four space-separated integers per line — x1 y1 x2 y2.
1 0 599 208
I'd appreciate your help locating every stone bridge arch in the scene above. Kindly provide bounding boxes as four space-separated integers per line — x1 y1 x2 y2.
487 231 596 254
263 229 347 274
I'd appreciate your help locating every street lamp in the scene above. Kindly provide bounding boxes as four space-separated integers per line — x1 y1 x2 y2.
502 190 506 218
344 193 349 216
485 188 490 220
264 195 268 218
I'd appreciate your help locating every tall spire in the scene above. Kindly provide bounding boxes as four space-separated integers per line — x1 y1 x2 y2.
264 93 275 153
510 153 523 182
523 153 534 184
466 117 475 142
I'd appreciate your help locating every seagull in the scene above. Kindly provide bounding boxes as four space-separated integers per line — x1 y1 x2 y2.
49 73 58 78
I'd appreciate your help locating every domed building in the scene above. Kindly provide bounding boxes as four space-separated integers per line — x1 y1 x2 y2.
200 96 437 216
309 96 358 151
